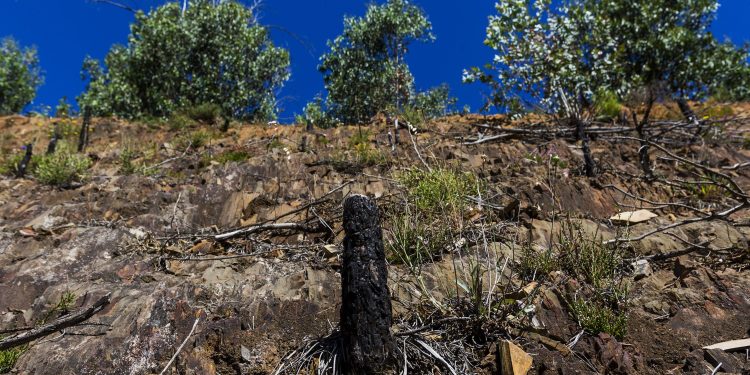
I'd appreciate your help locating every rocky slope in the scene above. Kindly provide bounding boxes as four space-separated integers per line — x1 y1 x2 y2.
0 111 748 374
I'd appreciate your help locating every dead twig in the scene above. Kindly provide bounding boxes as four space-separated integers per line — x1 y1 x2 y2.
159 317 200 375
0 293 111 350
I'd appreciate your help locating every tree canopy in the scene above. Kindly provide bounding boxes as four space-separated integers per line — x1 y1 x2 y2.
465 0 750 114
319 0 434 125
78 0 290 121
0 37 43 115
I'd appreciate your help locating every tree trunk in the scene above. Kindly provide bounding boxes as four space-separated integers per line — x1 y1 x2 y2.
677 98 702 143
575 118 596 177
16 143 33 178
633 100 654 180
78 109 91 153
47 123 61 155
340 195 394 374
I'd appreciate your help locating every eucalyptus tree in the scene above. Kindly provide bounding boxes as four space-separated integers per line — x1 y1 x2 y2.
319 0 434 125
0 37 43 115
79 0 290 122
465 0 750 177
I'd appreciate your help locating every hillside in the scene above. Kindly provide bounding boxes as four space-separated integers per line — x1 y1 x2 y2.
0 107 749 374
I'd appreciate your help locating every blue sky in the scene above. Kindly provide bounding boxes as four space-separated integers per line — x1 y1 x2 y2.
1 0 749 122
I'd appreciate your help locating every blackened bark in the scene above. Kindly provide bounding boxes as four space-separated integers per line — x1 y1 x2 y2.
78 109 91 153
305 119 314 132
16 143 33 178
221 116 230 132
575 118 596 177
633 101 654 180
341 195 394 374
677 98 702 143
47 123 61 155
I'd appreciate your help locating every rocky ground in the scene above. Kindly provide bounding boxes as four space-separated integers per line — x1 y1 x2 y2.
0 109 748 374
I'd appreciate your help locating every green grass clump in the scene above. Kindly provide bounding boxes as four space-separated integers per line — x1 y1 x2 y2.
570 297 628 339
215 149 249 164
34 142 91 186
593 89 622 120
183 103 221 124
0 151 29 176
0 345 26 374
518 245 559 281
398 167 479 212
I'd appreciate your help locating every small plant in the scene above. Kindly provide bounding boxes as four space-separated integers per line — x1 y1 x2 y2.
0 150 31 176
215 149 249 164
593 89 622 120
0 344 26 374
386 211 450 268
570 297 628 339
298 96 337 129
54 97 72 118
176 129 213 150
184 103 222 124
397 167 479 213
34 142 91 186
39 291 76 325
267 138 285 150
119 146 141 175
518 245 559 281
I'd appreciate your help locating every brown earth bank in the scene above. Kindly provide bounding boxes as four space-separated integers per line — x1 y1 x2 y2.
0 108 748 374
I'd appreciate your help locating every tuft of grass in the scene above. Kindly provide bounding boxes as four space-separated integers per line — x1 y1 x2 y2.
0 345 26 374
518 245 559 281
570 297 628 339
34 142 91 186
183 103 221 124
215 149 249 164
593 89 622 120
176 129 213 150
386 211 450 267
397 167 479 213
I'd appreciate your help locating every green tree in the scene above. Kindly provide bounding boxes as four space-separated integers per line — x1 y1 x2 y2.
0 37 43 115
79 0 290 122
465 0 750 113
319 0 434 125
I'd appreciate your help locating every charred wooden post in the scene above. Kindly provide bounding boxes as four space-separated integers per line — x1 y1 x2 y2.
677 98 703 143
341 194 394 374
47 123 61 155
15 143 33 178
220 116 230 132
78 108 91 152
575 118 596 177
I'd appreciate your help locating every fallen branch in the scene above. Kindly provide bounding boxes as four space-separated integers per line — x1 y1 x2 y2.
0 293 111 350
214 222 324 241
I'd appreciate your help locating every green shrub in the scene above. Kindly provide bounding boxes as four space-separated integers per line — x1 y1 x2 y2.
184 103 222 124
34 143 91 186
78 0 290 121
0 37 43 115
593 89 622 119
297 96 338 129
319 0 433 124
570 297 628 339
0 344 26 374
0 150 30 176
215 150 249 164
398 167 478 212
518 245 559 281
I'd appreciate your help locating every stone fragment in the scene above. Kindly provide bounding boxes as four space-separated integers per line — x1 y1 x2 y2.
631 259 653 280
499 340 532 375
610 209 657 225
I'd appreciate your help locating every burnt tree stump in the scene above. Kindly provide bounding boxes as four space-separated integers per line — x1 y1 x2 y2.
78 108 91 153
341 194 394 374
47 123 61 155
15 143 33 178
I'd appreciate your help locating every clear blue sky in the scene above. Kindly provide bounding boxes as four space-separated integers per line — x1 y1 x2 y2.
2 0 749 122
